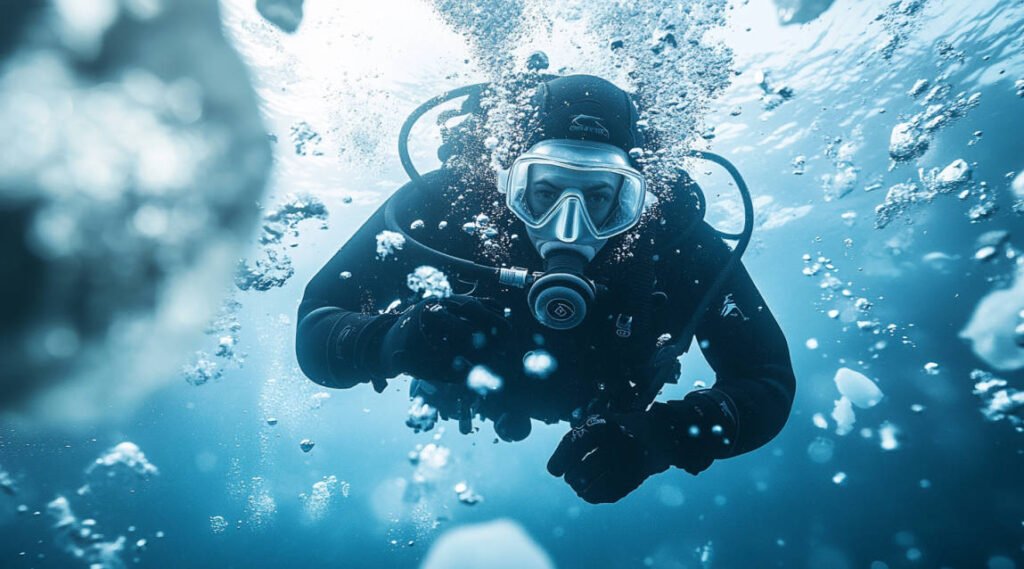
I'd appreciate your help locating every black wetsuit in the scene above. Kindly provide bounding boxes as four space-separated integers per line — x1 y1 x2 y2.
296 166 796 462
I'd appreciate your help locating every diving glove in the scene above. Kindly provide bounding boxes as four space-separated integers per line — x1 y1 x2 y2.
546 389 738 504
378 294 512 383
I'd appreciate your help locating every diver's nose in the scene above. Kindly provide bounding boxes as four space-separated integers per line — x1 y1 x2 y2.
553 195 583 243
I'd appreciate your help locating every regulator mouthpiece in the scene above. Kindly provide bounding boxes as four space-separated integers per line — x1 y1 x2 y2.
526 250 596 330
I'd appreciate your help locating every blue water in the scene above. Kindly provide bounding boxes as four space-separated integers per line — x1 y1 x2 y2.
2 1 1023 568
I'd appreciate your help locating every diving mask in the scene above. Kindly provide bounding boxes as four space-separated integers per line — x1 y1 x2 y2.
501 139 647 253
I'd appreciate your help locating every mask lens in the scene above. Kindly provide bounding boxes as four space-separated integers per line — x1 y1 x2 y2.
505 156 646 238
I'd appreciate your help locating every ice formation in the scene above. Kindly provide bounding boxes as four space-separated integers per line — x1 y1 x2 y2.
376 231 406 260
887 81 981 163
453 481 483 505
878 422 900 450
961 264 1024 371
88 442 159 479
0 0 270 419
522 350 557 379
874 170 971 228
831 396 856 436
407 266 453 299
407 396 440 433
834 368 884 408
971 370 1024 431
467 365 503 395
420 519 555 569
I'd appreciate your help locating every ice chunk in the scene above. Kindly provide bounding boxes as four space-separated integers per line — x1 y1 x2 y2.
923 362 940 375
971 369 1024 430
934 159 971 187
832 472 847 485
467 366 503 395
420 519 555 569
376 231 406 259
299 439 315 453
406 397 439 433
523 350 557 379
875 182 933 228
919 158 972 194
812 413 828 429
407 266 453 299
453 481 483 505
1012 170 1024 198
834 368 884 408
879 422 900 450
960 265 1024 371
88 442 158 479
889 122 929 162
0 0 271 421
831 396 856 436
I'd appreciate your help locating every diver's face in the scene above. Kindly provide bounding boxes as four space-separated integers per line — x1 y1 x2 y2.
525 164 621 227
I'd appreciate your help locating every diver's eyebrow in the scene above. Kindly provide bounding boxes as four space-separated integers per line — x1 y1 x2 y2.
581 183 615 192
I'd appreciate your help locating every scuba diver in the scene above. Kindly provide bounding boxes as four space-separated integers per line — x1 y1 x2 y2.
296 74 796 504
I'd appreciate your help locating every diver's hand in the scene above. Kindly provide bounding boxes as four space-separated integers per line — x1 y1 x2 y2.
378 295 511 383
546 414 671 504
546 396 734 503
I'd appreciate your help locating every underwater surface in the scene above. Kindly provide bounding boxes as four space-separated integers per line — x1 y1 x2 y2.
1 0 1023 567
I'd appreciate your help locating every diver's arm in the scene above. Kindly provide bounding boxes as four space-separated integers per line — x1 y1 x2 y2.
644 221 795 473
295 201 402 391
689 257 796 456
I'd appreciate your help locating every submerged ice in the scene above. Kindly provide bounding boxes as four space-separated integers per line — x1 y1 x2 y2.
0 0 270 418
88 442 159 479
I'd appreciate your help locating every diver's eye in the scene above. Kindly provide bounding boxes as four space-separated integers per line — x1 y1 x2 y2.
534 189 557 201
586 194 611 206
